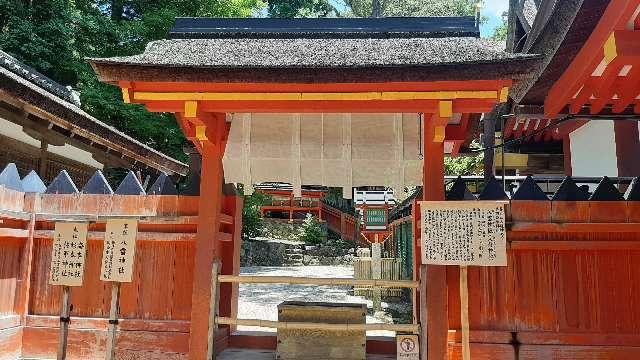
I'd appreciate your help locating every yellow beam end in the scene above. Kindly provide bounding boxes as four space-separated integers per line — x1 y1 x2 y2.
184 101 198 118
121 88 130 104
499 87 509 103
433 125 446 143
604 32 617 64
438 101 453 118
195 125 208 141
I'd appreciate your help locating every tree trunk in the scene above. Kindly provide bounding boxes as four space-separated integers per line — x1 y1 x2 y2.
371 0 382 17
483 115 496 180
111 0 124 22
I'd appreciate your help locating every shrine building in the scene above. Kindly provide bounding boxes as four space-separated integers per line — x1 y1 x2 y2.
0 51 187 184
495 0 640 178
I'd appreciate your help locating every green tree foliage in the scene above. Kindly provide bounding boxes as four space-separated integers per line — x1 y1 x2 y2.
300 212 325 245
491 11 508 42
444 140 484 176
268 0 337 17
0 0 264 162
341 0 478 17
237 184 271 239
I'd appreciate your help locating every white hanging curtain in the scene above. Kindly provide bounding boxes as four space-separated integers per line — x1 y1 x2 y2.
223 112 453 196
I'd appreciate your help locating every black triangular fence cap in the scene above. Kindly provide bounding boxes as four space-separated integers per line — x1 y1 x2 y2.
115 171 146 195
446 176 476 200
625 177 640 201
0 163 23 191
82 170 113 194
551 176 590 201
512 176 549 200
589 176 624 201
21 170 46 193
148 173 178 195
45 170 79 194
478 176 508 200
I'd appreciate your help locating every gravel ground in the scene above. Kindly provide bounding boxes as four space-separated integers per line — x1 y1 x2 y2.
236 265 394 336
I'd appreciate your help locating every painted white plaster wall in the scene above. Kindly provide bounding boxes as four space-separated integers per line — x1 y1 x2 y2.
48 144 103 169
0 116 103 169
570 120 618 177
0 117 42 148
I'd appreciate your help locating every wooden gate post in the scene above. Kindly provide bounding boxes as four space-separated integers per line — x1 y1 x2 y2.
105 282 121 360
459 266 470 360
422 113 449 360
57 286 71 360
188 113 227 360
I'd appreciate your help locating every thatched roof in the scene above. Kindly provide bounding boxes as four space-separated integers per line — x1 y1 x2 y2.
90 17 541 84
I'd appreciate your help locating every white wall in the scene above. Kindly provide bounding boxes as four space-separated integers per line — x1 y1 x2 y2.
569 120 618 177
0 116 103 169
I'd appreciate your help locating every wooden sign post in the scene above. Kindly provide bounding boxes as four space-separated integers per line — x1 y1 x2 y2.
100 219 138 360
419 201 507 360
49 222 89 360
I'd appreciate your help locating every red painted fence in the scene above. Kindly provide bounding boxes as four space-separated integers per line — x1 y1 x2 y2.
388 199 640 360
0 187 242 360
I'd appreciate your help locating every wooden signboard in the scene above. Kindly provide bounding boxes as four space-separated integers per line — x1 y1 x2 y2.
49 222 89 287
99 219 138 360
419 201 507 266
397 334 419 359
100 219 138 282
419 201 507 360
49 221 89 360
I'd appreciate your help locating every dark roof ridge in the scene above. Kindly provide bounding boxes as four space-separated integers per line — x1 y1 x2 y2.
0 50 75 103
169 16 480 40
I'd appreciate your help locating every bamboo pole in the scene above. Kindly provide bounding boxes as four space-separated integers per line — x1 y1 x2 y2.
216 275 418 288
207 260 221 360
105 282 121 360
57 286 71 360
460 266 470 360
216 317 419 332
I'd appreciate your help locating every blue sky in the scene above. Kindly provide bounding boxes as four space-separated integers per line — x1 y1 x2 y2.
480 0 509 37
328 0 509 38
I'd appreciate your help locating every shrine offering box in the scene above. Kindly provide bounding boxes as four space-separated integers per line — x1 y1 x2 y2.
276 301 366 360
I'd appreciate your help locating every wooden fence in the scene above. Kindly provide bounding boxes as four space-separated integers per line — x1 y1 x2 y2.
0 184 243 360
353 257 403 298
392 176 640 359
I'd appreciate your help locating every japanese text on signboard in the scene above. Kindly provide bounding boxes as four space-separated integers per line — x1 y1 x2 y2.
100 219 138 282
49 222 88 286
419 201 507 266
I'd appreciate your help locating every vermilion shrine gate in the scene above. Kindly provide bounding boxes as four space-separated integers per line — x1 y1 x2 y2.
89 16 534 359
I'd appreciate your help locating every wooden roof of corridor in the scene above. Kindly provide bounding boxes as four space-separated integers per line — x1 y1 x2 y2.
0 51 188 176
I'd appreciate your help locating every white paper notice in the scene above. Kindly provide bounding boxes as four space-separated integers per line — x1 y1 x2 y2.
419 201 507 266
49 222 89 286
100 219 138 282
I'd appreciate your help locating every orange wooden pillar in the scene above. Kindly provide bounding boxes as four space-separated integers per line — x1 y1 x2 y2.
422 113 448 360
220 193 243 331
188 113 227 360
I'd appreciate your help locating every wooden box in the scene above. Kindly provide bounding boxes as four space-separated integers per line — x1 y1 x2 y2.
276 301 366 360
